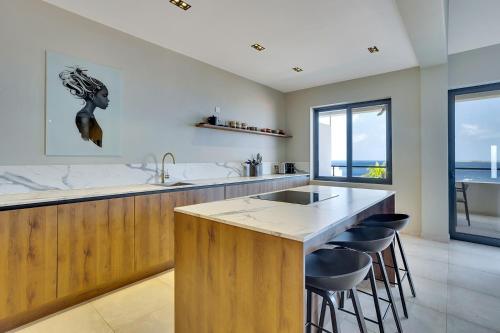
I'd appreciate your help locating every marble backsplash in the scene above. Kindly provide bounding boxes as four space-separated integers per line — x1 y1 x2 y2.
0 162 310 195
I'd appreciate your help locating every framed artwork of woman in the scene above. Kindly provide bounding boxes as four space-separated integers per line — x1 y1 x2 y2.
46 51 122 156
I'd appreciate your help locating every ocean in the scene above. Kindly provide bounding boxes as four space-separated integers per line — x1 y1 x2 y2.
330 160 387 178
329 160 500 182
455 161 500 183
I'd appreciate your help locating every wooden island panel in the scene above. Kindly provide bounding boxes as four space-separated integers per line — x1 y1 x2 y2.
0 207 57 320
175 212 304 332
160 186 225 267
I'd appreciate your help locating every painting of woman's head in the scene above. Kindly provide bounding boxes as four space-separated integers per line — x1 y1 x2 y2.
59 67 109 109
58 66 110 147
46 51 122 156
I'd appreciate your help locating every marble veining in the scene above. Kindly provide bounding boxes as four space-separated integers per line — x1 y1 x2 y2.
0 162 284 195
0 173 309 210
175 185 394 242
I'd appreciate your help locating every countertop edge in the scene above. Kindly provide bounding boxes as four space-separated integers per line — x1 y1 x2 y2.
0 174 310 211
174 188 396 243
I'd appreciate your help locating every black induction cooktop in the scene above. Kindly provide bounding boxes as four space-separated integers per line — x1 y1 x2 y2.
252 190 338 205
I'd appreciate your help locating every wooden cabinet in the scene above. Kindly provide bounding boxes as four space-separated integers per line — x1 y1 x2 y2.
57 198 134 298
134 194 163 272
135 187 225 271
0 177 306 329
225 176 309 199
0 207 57 320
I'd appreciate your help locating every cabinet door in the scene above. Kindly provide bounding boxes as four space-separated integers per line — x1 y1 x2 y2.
0 207 57 319
225 181 273 199
161 187 225 266
134 194 163 272
57 198 134 297
282 176 309 190
225 183 248 199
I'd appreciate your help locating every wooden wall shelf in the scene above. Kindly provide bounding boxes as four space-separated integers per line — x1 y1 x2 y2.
195 123 292 138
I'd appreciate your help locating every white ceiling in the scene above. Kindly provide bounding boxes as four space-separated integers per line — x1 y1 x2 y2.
395 0 448 67
449 0 500 55
43 0 419 92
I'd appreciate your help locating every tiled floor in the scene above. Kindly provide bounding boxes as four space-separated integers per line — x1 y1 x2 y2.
456 212 500 239
9 235 500 333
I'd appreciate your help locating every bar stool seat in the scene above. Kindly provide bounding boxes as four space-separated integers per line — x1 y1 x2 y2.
306 248 372 291
328 226 403 333
361 213 417 307
362 213 409 231
305 248 372 333
328 226 394 253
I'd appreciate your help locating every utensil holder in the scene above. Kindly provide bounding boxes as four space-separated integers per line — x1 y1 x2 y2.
250 164 263 177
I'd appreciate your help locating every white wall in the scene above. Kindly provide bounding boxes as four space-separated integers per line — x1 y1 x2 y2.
449 43 500 89
0 0 286 166
285 68 422 235
420 64 450 241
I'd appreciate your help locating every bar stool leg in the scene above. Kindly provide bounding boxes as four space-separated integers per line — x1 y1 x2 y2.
368 267 385 333
376 252 403 333
390 241 408 318
306 289 312 333
318 298 327 333
350 287 368 333
323 292 340 333
396 232 416 297
339 291 345 309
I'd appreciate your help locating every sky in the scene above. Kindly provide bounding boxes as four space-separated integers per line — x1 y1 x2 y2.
455 96 500 162
319 106 387 163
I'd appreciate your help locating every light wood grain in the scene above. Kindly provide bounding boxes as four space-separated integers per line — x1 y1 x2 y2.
134 194 163 272
196 123 292 138
0 207 57 320
57 198 134 297
175 212 304 332
160 187 225 267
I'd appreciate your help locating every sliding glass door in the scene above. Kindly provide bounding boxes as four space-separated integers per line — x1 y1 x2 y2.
449 83 500 246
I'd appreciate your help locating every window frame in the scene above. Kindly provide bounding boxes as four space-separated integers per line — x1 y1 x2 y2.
313 98 393 185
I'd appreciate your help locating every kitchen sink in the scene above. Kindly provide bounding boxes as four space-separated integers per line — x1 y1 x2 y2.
154 182 194 187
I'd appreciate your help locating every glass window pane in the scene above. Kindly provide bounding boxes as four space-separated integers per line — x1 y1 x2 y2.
453 88 500 240
317 110 347 177
352 104 388 179
455 91 500 183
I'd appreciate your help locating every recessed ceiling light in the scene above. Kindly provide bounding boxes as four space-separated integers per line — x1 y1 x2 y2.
251 43 266 51
292 67 303 72
368 46 379 53
170 0 191 11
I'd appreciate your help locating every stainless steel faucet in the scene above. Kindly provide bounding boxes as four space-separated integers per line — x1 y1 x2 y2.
160 152 176 183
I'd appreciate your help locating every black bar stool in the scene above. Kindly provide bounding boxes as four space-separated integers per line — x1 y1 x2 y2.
361 213 416 319
328 226 403 333
305 248 372 333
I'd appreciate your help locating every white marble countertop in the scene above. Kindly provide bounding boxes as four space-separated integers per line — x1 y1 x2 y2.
175 185 395 242
0 173 309 209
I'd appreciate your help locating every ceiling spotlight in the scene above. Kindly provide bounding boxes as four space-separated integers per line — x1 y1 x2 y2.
170 0 191 10
292 67 303 72
368 46 379 53
251 43 266 51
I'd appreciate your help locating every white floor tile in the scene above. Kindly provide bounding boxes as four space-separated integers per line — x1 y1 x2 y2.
91 279 172 330
447 315 497 333
447 284 500 331
406 255 449 283
10 304 113 333
448 263 500 298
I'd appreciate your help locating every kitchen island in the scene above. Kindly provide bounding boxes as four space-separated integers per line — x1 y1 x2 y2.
174 185 395 332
